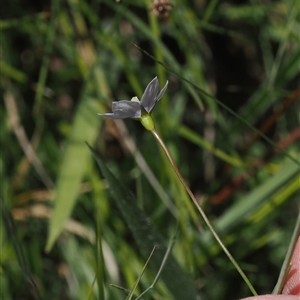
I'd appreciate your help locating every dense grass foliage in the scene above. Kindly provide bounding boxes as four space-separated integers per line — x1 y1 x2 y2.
1 0 299 299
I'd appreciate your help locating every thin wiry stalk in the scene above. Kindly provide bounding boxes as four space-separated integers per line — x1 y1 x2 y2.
151 128 258 296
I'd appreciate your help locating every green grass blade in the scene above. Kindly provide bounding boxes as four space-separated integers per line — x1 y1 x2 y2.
46 93 101 251
1 199 42 300
273 211 300 294
178 125 246 168
87 143 197 300
216 159 299 235
0 61 28 83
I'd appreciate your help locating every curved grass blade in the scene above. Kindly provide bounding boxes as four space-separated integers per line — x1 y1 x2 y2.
132 44 300 168
1 198 42 300
87 143 197 300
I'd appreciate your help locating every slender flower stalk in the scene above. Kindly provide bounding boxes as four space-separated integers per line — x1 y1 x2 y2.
99 76 257 296
151 128 257 296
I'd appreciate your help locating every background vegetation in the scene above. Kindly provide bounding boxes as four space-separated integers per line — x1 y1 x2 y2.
1 0 299 299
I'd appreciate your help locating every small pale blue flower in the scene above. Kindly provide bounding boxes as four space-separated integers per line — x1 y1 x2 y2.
98 76 168 120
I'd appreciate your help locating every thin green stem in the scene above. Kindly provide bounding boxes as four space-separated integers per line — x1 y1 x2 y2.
273 211 300 294
127 246 157 300
151 128 258 296
135 225 178 300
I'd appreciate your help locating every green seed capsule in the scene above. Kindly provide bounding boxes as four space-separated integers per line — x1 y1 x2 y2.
141 114 155 131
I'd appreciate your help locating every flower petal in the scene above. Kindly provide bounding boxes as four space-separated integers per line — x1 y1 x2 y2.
141 77 168 113
155 80 168 103
112 100 141 118
140 77 160 113
98 100 141 119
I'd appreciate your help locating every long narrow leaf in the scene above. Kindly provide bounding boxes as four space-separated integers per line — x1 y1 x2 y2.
87 143 197 300
46 95 101 251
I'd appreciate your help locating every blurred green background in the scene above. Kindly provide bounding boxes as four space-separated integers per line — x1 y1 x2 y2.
1 0 299 299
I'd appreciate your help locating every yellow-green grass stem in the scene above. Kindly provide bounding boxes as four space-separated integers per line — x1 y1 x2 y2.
151 128 258 296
